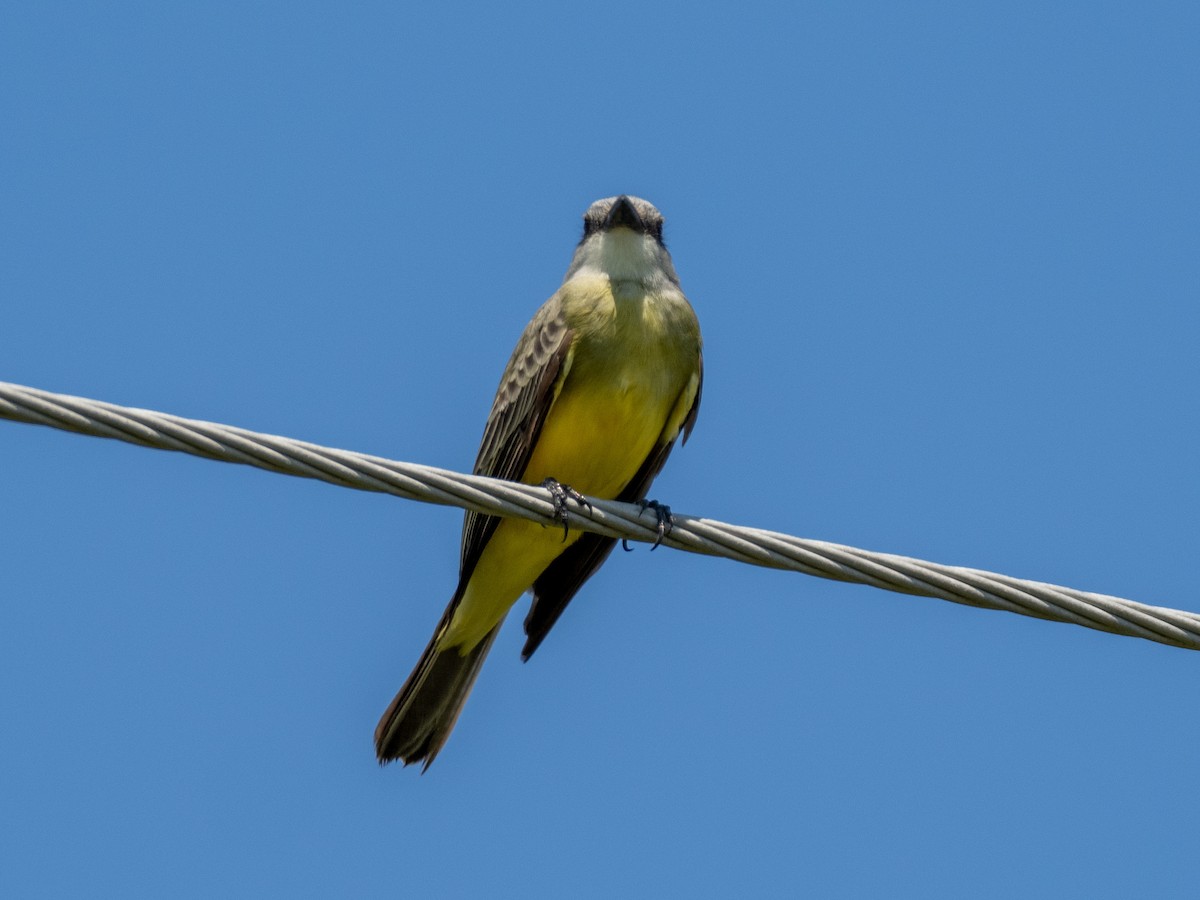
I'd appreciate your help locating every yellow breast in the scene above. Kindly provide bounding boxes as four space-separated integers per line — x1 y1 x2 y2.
521 275 699 498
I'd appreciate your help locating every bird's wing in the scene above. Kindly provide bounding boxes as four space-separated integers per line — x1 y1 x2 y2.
458 294 575 585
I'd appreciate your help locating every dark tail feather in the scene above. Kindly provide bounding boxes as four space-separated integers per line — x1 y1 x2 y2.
523 533 618 661
374 614 502 770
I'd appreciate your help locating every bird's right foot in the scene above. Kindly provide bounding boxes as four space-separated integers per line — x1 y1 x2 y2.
541 478 590 541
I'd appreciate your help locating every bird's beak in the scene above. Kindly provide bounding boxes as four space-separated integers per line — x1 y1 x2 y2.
604 195 645 233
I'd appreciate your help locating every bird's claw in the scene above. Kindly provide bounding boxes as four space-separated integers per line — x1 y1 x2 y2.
623 498 673 551
541 478 591 541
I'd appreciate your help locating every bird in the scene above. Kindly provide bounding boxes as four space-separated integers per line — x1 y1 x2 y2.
374 195 703 769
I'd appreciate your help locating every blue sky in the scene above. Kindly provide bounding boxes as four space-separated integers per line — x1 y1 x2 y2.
2 2 1197 896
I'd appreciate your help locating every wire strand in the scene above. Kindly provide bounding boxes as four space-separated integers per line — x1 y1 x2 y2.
3 379 1197 650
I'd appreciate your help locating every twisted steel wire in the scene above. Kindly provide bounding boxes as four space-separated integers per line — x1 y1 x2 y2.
3 380 1197 650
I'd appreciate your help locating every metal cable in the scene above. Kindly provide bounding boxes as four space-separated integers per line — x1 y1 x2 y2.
3 379 1197 650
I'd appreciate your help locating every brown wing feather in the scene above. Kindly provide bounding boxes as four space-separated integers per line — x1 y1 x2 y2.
521 350 704 660
458 295 574 586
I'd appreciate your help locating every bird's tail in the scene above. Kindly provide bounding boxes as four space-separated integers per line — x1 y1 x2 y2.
374 606 502 770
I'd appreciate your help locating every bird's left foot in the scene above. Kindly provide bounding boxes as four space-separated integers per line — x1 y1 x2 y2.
541 478 591 541
622 499 673 551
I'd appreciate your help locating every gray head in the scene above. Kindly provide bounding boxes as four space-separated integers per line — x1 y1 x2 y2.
564 195 680 287
580 196 666 244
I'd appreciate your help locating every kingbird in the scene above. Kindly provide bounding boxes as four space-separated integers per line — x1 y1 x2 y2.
374 195 703 768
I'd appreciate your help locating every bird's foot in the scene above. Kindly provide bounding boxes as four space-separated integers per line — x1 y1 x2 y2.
541 478 591 541
622 499 673 551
